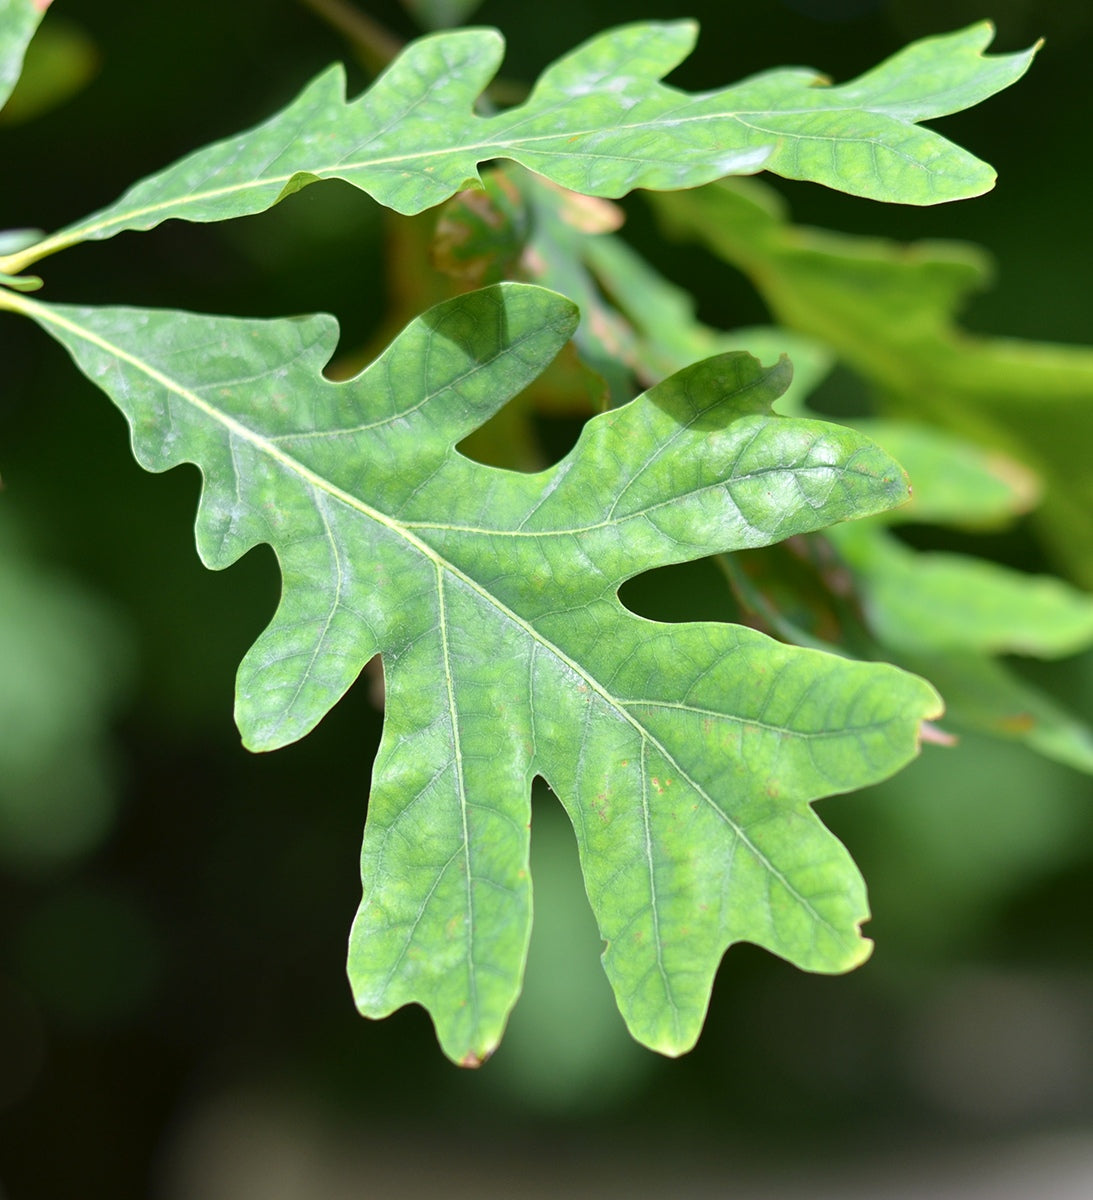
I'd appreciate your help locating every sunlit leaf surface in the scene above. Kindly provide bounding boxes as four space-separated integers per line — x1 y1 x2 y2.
0 20 1036 275
13 282 940 1062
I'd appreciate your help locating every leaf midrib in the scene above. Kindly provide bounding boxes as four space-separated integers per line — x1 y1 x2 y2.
32 93 956 257
21 292 849 942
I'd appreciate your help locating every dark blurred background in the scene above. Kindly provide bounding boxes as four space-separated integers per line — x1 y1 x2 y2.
2 1 1092 1197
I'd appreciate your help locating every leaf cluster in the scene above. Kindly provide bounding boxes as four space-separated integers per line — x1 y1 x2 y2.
3 0 1088 1067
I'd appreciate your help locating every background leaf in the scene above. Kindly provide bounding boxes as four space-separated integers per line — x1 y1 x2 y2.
830 524 1093 658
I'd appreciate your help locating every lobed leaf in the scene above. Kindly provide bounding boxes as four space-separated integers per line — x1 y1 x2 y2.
10 281 940 1062
0 20 1037 275
455 169 1093 773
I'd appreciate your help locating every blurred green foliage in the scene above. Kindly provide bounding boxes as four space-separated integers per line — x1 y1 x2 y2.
0 512 130 870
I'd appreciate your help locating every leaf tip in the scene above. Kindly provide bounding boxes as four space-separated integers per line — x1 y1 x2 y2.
972 18 1042 74
0 272 43 293
673 16 700 51
457 1047 493 1069
235 697 309 755
642 1022 702 1060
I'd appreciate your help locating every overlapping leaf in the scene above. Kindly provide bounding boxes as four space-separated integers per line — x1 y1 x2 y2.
456 169 1091 770
0 19 1037 277
643 179 1093 767
8 281 940 1062
427 164 833 415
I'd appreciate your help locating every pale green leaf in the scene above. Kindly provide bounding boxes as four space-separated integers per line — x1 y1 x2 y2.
0 227 42 254
707 21 1034 200
831 524 1093 659
1 20 1036 275
11 282 940 1062
0 0 49 112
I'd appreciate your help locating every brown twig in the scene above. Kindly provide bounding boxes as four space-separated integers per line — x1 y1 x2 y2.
297 0 404 74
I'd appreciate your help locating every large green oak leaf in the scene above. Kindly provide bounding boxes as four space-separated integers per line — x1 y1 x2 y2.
0 20 1036 275
8 282 941 1062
